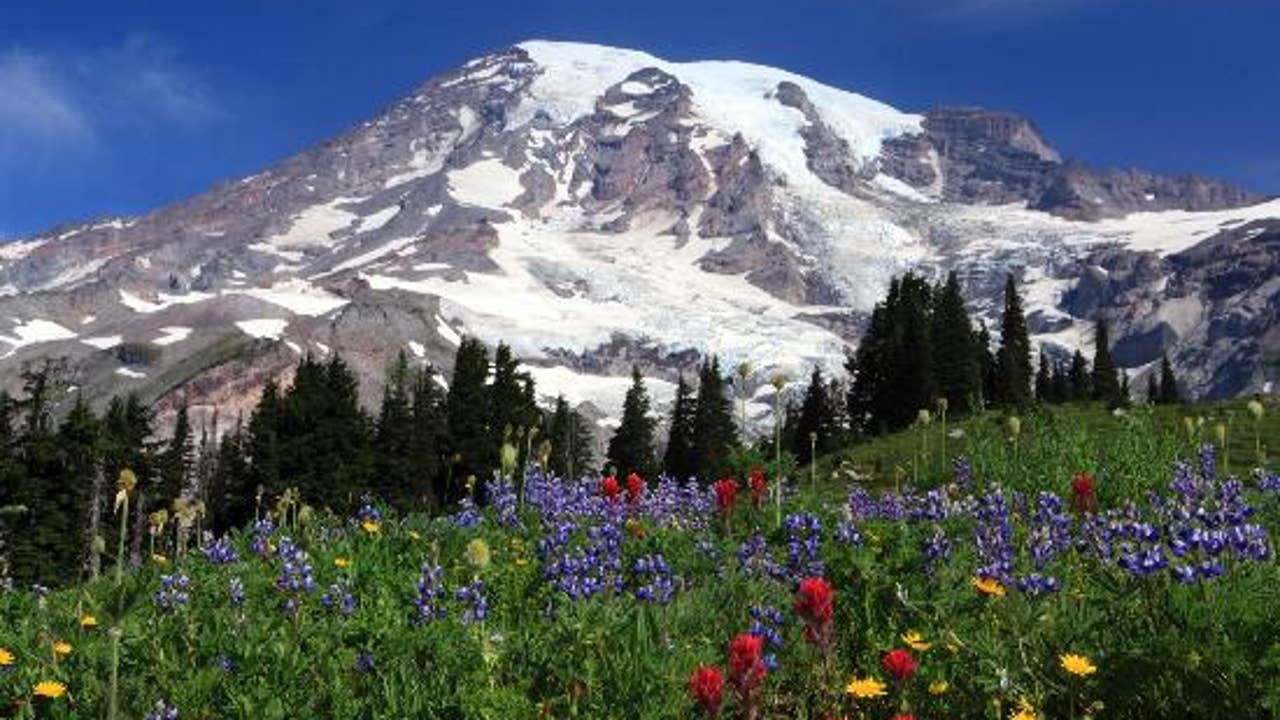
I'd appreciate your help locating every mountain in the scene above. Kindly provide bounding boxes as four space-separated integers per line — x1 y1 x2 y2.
0 40 1277 436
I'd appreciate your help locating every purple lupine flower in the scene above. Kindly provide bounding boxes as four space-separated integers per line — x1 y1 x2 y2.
144 699 179 720
153 574 190 610
321 579 357 618
633 554 674 604
748 605 785 670
413 563 448 625
354 649 376 674
273 537 314 616
455 579 488 624
202 535 239 565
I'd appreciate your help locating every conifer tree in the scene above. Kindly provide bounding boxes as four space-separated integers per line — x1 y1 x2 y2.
606 366 657 477
409 364 447 509
1051 360 1070 403
1146 373 1160 404
1035 351 1052 403
246 379 282 500
374 352 417 509
447 337 492 496
209 415 253 532
158 404 193 504
1068 350 1091 401
974 321 997 409
1157 353 1182 404
547 396 593 480
691 356 739 480
792 367 834 464
489 343 537 473
663 374 698 480
994 274 1033 407
847 305 888 435
1091 319 1120 403
930 271 979 413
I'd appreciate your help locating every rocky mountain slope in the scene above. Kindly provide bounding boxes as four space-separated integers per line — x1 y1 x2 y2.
0 40 1276 436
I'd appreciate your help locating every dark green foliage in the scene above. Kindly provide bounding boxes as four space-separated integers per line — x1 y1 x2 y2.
246 379 282 500
662 374 698 480
279 354 374 512
1157 353 1183 404
374 352 419 510
158 404 193 503
606 367 657 477
1035 351 1052 403
1069 350 1092 400
930 271 980 413
791 367 834 464
691 356 738 480
994 274 1033 407
409 363 448 509
489 343 538 472
1091 318 1121 403
208 415 252 533
546 396 594 481
446 337 492 496
847 274 938 434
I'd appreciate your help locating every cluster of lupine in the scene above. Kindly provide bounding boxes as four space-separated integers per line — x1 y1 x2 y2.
747 605 784 671
249 517 276 556
320 578 357 618
783 512 824 580
143 699 179 720
272 537 315 615
485 478 521 528
454 579 488 624
152 574 190 610
632 554 674 604
412 563 448 625
539 510 625 601
201 535 239 565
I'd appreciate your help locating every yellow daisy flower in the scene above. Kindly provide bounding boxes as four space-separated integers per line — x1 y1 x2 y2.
1010 696 1037 720
1059 653 1097 677
80 615 98 630
0 648 14 666
52 641 72 658
971 575 1006 597
361 519 380 535
334 557 351 569
33 680 67 699
845 676 888 699
901 630 932 651
928 680 949 695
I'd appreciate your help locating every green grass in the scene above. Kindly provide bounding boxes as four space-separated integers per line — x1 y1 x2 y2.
1 399 1279 719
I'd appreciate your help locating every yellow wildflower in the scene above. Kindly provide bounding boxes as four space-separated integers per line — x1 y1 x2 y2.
408 530 421 541
466 538 491 570
901 630 932 651
33 681 67 699
152 553 169 566
515 556 529 567
117 468 137 493
80 615 98 630
845 676 888 699
1059 652 1097 677
52 641 72 658
361 519 380 535
971 575 1006 597
928 680 949 695
0 648 13 666
1010 696 1037 720
334 557 351 569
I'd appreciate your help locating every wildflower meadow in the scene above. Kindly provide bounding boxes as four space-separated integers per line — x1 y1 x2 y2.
1 403 1279 719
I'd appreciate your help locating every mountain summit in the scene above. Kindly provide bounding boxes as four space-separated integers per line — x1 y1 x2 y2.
1 40 1276 431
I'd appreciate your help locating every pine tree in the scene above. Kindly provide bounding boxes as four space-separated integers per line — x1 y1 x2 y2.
489 343 538 474
1068 350 1091 401
974 321 997 409
1115 370 1131 409
930 271 979 414
447 337 492 497
1034 351 1052 403
1157 353 1182 404
158 404 193 504
847 305 888 435
607 367 657 477
374 352 417 510
994 274 1033 407
1091 319 1120 403
792 367 834 464
1146 373 1160 404
246 379 282 501
663 374 698 480
409 364 447 510
547 396 594 480
691 357 739 480
56 394 99 583
209 415 253 532
1051 361 1070 402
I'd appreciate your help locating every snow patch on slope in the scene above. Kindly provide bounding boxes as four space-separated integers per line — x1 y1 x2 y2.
236 318 289 340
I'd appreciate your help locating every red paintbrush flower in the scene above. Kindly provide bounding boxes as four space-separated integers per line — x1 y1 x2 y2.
880 648 917 683
713 478 739 514
626 472 645 505
1071 472 1097 514
600 475 620 501
748 467 767 509
728 632 767 694
794 577 835 649
687 665 724 718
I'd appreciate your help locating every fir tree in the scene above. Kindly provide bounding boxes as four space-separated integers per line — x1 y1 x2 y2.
158 404 193 504
994 274 1033 407
1051 360 1070 403
1034 351 1052 403
1157 353 1182 404
209 415 253 532
691 357 739 480
1068 350 1091 401
792 367 834 464
374 352 417 510
447 337 492 497
1146 373 1160 404
489 343 538 473
246 379 282 501
930 271 979 414
606 367 657 477
1091 318 1120 403
409 364 448 509
663 374 698 480
547 396 594 480
974 321 997 409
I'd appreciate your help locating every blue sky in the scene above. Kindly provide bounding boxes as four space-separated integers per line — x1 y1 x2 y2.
2 0 1276 237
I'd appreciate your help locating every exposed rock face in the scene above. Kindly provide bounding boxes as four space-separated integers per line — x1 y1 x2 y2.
880 107 1268 220
0 40 1276 438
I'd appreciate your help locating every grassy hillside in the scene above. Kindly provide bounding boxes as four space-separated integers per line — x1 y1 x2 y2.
1 399 1279 719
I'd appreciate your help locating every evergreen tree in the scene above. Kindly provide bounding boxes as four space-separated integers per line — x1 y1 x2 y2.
974 321 997 409
1051 361 1070 403
409 364 447 510
55 394 98 583
489 343 538 473
209 415 253 532
1068 350 1091 401
246 379 282 501
1157 353 1182 404
158 404 193 504
1146 373 1160 404
847 304 888 435
792 367 834 464
1115 370 1131 409
446 337 492 497
374 352 417 510
1091 318 1120 403
606 367 657 477
1034 351 1052 403
547 396 594 480
663 374 698 480
930 271 979 414
994 274 1033 407
827 377 851 448
691 357 739 480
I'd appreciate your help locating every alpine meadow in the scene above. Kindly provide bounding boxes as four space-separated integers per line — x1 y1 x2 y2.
1 9 1279 720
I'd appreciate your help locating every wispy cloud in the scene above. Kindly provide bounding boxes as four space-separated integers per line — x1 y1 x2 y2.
0 34 227 166
881 0 1102 29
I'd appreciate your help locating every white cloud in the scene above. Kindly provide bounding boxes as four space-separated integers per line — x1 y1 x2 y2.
0 34 226 164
